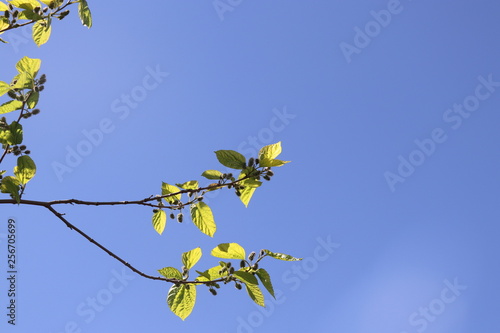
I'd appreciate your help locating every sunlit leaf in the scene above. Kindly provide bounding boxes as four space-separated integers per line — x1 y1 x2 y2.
158 267 182 280
167 284 196 320
190 201 216 237
182 247 202 270
211 243 246 260
152 209 166 235
13 155 36 185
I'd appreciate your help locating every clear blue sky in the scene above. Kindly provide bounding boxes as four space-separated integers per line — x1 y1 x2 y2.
1 1 500 332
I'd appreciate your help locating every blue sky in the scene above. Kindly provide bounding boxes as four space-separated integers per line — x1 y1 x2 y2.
1 1 500 332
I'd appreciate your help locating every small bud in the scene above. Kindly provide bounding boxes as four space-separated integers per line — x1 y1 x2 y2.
260 249 266 257
24 150 31 155
255 158 260 165
267 170 274 177
235 190 241 197
38 85 44 91
248 157 255 167
152 209 159 213
177 213 183 223
32 109 40 115
263 175 271 181
169 213 175 219
38 74 47 84
13 150 21 156
226 173 233 179
12 10 18 18
19 145 26 151
197 196 203 201
235 282 242 290
240 260 246 268
4 11 9 18
226 262 232 268
248 252 256 261
209 288 217 296
252 263 259 270
229 267 235 274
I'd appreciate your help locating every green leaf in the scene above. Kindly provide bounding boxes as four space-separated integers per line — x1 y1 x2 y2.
152 209 166 235
0 176 21 203
176 180 198 190
9 121 22 144
233 270 258 285
158 267 182 280
18 8 43 20
195 265 227 282
263 250 302 261
0 121 22 145
211 243 246 260
167 284 196 320
32 17 51 46
190 201 216 237
234 271 265 307
214 150 246 169
258 141 290 167
245 282 265 307
0 81 9 97
238 177 262 207
16 56 41 77
78 0 92 28
255 268 275 298
201 169 223 180
9 0 41 10
0 100 23 114
13 155 36 185
161 182 181 204
182 247 202 270
27 91 39 108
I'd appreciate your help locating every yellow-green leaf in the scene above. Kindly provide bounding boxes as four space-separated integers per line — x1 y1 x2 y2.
27 91 39 108
0 176 21 203
167 284 196 320
182 247 202 270
214 149 246 169
32 17 51 46
176 180 198 190
238 177 262 207
263 250 302 261
152 209 166 235
211 243 246 260
16 56 41 77
161 182 181 204
258 142 290 167
0 2 9 11
0 81 11 96
201 170 223 180
158 267 182 280
195 265 228 282
234 271 265 307
0 100 23 114
190 201 216 237
258 141 282 160
13 155 36 185
78 0 92 28
9 0 41 10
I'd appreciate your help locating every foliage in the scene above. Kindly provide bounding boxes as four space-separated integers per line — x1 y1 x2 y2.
0 0 300 320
